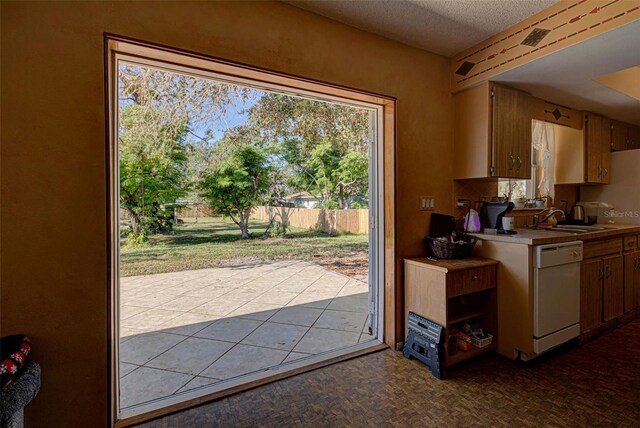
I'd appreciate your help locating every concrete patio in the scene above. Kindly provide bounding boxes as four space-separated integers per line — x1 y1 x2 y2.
119 260 373 409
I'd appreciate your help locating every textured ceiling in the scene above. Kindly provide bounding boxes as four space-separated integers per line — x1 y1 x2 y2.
286 0 559 57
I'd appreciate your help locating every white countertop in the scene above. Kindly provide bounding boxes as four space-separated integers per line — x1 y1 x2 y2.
469 223 640 245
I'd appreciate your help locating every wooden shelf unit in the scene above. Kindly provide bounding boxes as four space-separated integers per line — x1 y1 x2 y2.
404 257 498 368
446 342 497 366
447 308 485 326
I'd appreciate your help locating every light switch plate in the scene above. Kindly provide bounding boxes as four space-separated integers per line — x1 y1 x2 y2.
420 196 435 211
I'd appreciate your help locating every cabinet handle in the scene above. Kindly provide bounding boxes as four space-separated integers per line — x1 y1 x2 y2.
598 166 603 177
516 156 522 171
603 168 608 177
472 275 478 280
598 269 603 281
509 155 516 171
605 265 612 279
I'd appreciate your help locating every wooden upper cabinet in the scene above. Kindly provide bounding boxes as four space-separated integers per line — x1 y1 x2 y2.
453 82 531 179
584 113 611 184
491 85 532 179
611 120 640 151
628 124 640 151
611 120 628 151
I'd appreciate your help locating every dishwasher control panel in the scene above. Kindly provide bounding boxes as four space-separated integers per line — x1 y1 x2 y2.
536 241 583 268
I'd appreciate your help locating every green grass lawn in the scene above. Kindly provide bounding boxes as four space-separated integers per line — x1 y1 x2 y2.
120 216 368 277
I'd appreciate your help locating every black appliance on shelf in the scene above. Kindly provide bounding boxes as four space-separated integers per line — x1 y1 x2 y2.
479 201 515 232
429 213 456 238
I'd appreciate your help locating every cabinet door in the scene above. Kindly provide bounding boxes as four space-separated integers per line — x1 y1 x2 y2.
601 118 611 184
491 85 531 179
611 120 628 151
514 93 532 179
637 255 640 308
603 255 623 321
581 259 603 332
584 114 610 184
628 125 640 151
624 252 640 312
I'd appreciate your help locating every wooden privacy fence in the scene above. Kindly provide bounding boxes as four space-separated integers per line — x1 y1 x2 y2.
250 206 369 235
176 205 217 218
121 206 216 220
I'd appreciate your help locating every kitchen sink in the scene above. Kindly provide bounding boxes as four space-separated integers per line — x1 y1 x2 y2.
527 225 613 234
527 227 589 233
554 225 613 232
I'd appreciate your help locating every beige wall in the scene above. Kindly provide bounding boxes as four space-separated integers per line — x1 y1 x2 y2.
0 1 454 425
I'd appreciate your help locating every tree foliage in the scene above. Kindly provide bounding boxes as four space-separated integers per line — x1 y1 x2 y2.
243 94 370 207
199 145 272 239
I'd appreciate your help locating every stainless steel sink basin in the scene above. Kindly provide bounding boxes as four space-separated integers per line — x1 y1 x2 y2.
527 225 613 234
527 227 588 233
554 225 612 231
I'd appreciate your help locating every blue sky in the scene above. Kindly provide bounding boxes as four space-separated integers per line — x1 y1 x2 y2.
195 95 259 143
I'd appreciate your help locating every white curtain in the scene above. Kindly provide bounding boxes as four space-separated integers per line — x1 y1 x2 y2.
532 120 556 200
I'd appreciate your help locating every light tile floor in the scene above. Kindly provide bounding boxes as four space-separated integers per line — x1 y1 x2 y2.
119 260 374 409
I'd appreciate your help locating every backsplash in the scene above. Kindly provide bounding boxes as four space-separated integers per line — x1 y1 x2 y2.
453 179 498 219
454 179 579 228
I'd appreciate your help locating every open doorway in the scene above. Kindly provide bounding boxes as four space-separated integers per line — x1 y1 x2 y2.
107 38 392 421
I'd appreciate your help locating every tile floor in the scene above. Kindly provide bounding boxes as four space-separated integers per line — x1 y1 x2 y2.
119 260 374 409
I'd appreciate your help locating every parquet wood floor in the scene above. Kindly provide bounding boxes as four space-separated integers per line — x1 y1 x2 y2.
139 319 640 427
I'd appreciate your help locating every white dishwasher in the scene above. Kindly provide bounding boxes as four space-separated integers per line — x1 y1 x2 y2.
532 241 583 355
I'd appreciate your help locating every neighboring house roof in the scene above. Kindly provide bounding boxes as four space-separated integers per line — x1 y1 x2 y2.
283 192 320 200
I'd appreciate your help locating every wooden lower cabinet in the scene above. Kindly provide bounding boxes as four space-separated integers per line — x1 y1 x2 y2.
581 259 603 331
581 237 633 336
624 251 640 312
602 255 623 321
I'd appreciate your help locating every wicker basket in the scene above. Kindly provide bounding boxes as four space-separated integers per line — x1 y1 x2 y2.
470 333 493 349
426 235 477 259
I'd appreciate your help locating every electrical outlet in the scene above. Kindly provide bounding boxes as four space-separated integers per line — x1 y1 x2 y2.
420 196 435 211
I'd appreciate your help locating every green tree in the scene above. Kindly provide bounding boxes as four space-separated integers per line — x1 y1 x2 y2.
119 104 188 235
199 145 271 239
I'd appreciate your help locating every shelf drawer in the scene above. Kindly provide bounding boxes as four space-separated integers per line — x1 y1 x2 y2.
447 266 496 297
624 235 638 252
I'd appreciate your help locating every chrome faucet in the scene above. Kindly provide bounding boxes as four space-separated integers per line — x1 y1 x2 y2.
533 208 567 226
